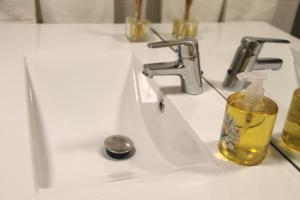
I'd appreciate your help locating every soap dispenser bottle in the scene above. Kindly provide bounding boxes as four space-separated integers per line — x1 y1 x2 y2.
218 72 278 166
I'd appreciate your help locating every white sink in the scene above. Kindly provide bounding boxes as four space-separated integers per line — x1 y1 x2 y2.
25 51 214 189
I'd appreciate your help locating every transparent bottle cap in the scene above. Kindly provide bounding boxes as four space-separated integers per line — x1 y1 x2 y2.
237 72 267 105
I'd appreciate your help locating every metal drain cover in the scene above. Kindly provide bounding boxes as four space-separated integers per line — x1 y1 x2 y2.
104 135 135 160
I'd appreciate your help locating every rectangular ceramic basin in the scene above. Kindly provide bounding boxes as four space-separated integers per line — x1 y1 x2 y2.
25 50 214 188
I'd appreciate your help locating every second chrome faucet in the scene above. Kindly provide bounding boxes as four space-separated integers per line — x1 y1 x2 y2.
223 36 290 91
143 38 203 95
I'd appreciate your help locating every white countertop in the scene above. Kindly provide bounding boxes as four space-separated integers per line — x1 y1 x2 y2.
0 22 299 200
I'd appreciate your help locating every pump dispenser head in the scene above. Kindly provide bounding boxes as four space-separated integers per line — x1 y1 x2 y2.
237 72 267 106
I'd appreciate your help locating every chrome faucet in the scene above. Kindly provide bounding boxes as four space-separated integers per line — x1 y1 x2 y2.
143 39 203 95
223 36 290 91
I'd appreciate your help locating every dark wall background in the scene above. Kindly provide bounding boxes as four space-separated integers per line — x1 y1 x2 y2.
292 2 300 38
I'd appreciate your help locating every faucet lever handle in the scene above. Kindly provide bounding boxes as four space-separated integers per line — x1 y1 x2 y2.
242 37 290 55
258 38 290 44
147 38 198 48
147 39 199 58
242 36 290 44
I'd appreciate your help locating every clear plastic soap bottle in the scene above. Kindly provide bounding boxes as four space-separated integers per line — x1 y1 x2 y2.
218 72 278 166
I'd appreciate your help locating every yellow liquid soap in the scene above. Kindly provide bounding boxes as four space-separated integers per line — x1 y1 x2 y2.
218 92 278 166
282 88 300 152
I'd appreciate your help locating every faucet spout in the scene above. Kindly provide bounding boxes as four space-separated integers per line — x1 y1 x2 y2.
143 61 178 70
143 61 184 78
253 58 282 71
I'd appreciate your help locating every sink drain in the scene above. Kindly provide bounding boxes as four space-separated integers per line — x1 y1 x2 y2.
104 135 135 160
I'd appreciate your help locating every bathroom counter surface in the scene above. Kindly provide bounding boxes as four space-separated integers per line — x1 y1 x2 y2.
0 22 299 200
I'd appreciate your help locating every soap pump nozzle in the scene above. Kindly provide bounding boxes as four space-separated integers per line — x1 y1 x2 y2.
237 72 267 106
